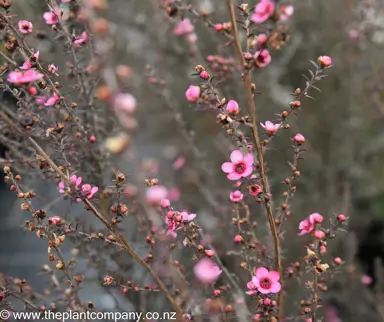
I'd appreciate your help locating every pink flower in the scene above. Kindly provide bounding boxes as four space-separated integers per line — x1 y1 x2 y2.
318 55 332 67
73 32 88 47
43 7 61 25
44 93 60 106
62 0 72 2
214 24 222 32
293 133 305 144
20 51 40 70
200 71 209 80
194 259 222 284
172 156 185 170
50 216 62 225
279 5 294 21
248 184 262 196
185 85 200 102
115 93 137 114
310 213 323 223
58 175 82 194
257 33 268 45
260 121 279 135
146 185 168 206
234 235 243 243
81 184 98 199
8 69 44 84
252 267 281 294
48 64 58 74
255 49 272 68
36 96 47 105
226 100 239 115
181 211 196 222
230 190 244 202
246 280 258 295
314 230 325 240
361 275 373 286
160 199 170 208
298 218 314 235
251 0 275 24
221 150 254 181
173 19 194 36
18 20 33 34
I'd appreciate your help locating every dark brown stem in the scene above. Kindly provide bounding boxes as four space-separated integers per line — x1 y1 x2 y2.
227 0 284 318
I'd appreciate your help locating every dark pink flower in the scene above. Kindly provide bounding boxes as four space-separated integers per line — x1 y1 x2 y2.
252 267 281 294
8 69 44 84
251 0 275 24
260 121 279 135
73 32 88 47
255 49 272 68
20 51 39 70
18 20 33 34
230 190 244 202
81 183 98 199
298 218 314 235
221 150 254 180
194 259 222 284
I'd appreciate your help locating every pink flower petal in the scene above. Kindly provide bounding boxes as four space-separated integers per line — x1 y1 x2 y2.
255 267 269 279
227 172 242 181
270 282 281 293
221 162 234 173
242 166 253 178
230 150 243 163
268 271 280 282
243 153 254 166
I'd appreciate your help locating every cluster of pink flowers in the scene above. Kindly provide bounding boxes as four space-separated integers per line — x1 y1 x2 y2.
173 19 197 44
221 150 254 181
58 175 98 201
298 213 324 237
246 267 281 295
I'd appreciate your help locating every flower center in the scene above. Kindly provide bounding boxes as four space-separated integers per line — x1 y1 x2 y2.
260 277 271 289
234 161 246 174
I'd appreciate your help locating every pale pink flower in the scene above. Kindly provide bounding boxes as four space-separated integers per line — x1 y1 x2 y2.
167 187 180 201
8 69 44 84
293 133 305 144
251 0 275 24
146 185 168 206
173 19 194 36
221 150 254 181
160 199 170 208
43 7 61 25
279 5 294 21
348 29 360 41
172 156 185 170
226 100 239 114
36 96 47 105
314 230 325 240
44 93 60 106
115 93 137 114
20 51 40 70
255 49 272 68
361 274 373 285
48 64 58 74
214 24 222 31
181 212 196 222
73 31 88 47
252 267 281 294
186 33 197 44
318 55 332 67
18 20 33 34
185 85 200 102
230 190 244 202
309 213 324 223
81 184 98 199
246 280 258 295
260 121 279 135
62 0 71 2
194 259 222 284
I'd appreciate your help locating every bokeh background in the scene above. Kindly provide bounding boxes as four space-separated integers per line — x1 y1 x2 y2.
1 0 384 321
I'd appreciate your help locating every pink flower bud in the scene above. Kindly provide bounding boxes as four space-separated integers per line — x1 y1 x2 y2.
263 298 271 306
115 93 137 114
314 230 325 240
205 250 215 257
226 100 240 115
337 214 346 222
89 136 96 143
230 190 244 202
234 235 243 243
214 24 222 31
213 289 221 296
185 85 200 102
333 257 342 265
200 71 209 80
257 34 268 45
318 55 332 67
160 199 170 208
293 133 305 144
320 245 327 254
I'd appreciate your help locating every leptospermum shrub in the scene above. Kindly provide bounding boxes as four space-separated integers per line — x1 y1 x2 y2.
0 0 350 321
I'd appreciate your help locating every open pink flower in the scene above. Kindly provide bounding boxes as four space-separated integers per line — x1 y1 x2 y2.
246 280 258 295
251 0 275 24
73 32 88 47
221 150 254 181
260 121 279 135
18 20 33 34
58 175 82 194
81 184 98 199
230 190 244 202
146 185 168 206
48 64 58 74
44 93 60 106
279 5 294 21
43 7 61 25
252 267 281 294
181 212 196 222
173 19 194 36
20 51 40 70
8 69 44 84
255 49 272 68
185 85 200 102
298 213 323 235
194 259 222 284
115 93 137 114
